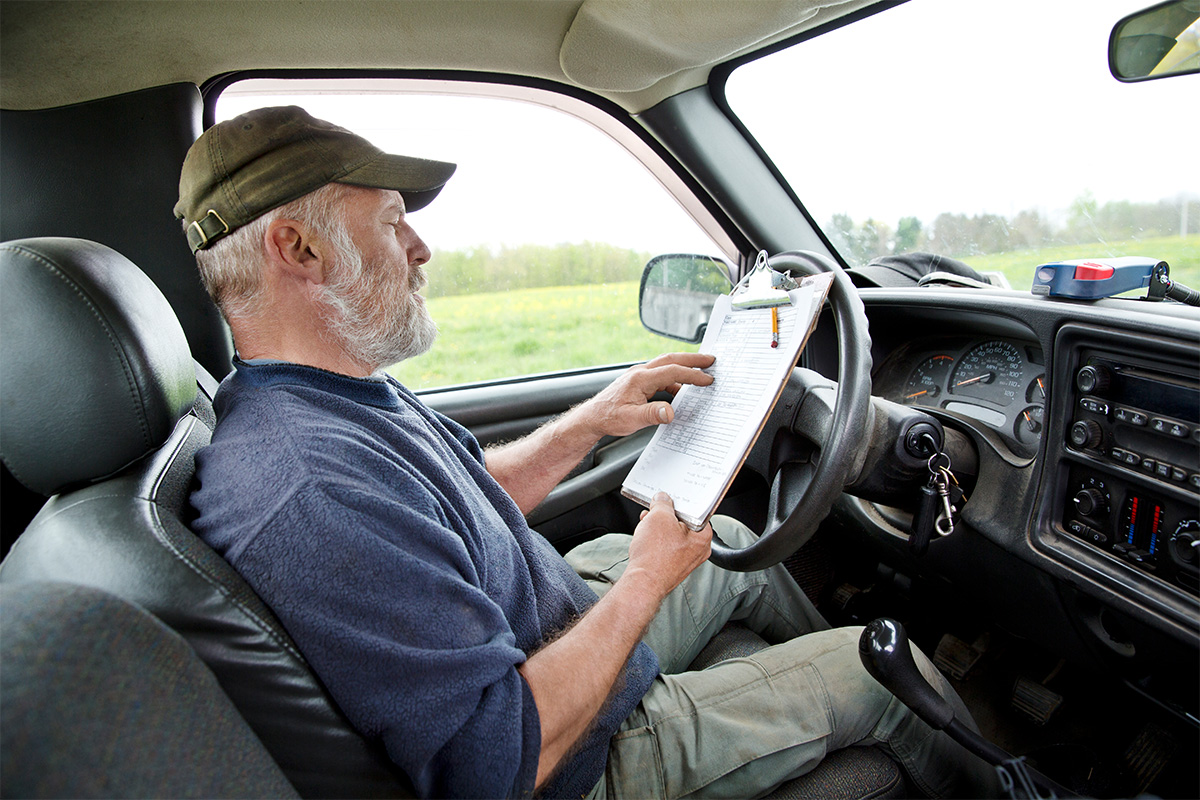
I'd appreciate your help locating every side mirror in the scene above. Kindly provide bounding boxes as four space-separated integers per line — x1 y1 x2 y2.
1109 0 1200 82
638 254 733 343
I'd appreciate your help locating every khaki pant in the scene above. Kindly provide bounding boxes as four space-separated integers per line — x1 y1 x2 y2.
566 517 999 799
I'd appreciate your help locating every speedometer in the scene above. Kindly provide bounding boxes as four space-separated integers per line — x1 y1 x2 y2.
949 341 1025 406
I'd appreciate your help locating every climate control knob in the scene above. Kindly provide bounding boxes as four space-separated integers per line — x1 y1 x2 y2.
1170 520 1200 566
1070 419 1103 449
1072 488 1108 517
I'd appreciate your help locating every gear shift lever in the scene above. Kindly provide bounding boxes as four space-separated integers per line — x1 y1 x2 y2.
859 618 1073 798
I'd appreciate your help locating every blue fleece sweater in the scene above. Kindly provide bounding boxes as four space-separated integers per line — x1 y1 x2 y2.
190 360 658 799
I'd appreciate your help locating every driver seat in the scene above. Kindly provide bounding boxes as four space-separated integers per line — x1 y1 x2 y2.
0 236 903 799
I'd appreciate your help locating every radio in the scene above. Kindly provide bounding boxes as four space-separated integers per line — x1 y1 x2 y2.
1062 352 1199 595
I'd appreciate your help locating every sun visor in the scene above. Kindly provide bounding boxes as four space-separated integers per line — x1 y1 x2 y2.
560 0 835 92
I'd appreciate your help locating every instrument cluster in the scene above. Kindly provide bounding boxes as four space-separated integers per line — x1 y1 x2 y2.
876 337 1047 457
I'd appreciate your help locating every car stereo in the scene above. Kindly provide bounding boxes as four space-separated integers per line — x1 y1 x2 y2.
1059 341 1199 596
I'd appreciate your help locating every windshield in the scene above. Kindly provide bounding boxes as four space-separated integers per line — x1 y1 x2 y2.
726 0 1199 290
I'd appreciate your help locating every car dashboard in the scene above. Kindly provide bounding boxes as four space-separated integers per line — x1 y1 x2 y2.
805 285 1199 727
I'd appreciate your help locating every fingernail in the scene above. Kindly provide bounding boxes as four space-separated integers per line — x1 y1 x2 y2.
657 406 670 423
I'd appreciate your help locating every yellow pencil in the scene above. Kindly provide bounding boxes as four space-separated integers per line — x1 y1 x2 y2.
770 306 779 348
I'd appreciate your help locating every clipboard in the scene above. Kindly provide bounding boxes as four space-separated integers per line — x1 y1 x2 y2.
621 261 834 529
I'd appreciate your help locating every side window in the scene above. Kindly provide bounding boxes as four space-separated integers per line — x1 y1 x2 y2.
216 82 726 390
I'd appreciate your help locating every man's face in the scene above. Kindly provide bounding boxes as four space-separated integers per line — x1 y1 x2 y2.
317 186 438 371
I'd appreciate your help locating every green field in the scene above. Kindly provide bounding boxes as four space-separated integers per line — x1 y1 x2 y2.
390 235 1199 391
388 282 692 389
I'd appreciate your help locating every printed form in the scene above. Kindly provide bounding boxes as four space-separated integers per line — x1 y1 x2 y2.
622 272 833 529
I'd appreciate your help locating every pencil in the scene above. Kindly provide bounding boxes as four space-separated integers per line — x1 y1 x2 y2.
770 306 779 348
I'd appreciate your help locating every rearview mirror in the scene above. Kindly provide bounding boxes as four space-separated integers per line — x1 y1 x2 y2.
1109 0 1200 81
639 254 733 343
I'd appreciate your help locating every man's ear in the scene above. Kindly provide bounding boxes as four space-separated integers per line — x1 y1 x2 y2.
264 218 328 285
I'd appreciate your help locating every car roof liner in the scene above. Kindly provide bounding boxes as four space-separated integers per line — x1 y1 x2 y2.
560 0 842 92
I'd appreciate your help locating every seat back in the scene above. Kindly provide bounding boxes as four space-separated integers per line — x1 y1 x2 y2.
0 581 299 799
0 238 411 798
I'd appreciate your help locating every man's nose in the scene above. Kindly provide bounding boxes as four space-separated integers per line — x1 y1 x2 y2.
404 224 431 267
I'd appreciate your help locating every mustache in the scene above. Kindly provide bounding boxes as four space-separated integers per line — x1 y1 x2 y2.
409 264 427 293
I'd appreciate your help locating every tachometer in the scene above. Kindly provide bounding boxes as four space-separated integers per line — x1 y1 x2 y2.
904 354 954 404
950 341 1025 406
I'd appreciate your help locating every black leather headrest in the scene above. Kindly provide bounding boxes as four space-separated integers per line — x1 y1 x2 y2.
0 237 196 496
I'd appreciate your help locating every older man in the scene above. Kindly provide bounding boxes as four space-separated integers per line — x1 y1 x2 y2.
179 106 996 799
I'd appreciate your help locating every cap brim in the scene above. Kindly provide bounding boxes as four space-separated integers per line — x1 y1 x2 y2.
340 153 457 212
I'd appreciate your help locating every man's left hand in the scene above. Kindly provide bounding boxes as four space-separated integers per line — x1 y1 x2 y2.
576 352 715 439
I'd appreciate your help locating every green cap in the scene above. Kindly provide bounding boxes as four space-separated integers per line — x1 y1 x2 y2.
175 106 456 252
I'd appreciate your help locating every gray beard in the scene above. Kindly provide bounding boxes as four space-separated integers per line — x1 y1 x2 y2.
317 248 438 373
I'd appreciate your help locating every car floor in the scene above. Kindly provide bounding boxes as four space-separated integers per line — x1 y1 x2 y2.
782 531 1198 800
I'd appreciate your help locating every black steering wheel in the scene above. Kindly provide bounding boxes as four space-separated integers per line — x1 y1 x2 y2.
708 251 872 572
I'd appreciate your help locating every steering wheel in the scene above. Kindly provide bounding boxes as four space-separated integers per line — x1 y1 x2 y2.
708 251 872 572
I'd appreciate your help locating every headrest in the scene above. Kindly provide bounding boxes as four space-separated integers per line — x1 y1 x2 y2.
0 237 196 496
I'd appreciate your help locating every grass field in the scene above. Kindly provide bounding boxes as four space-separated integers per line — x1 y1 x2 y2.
388 282 693 389
390 235 1199 390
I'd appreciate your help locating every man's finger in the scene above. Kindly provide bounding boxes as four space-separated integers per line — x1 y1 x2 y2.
638 363 714 393
644 352 715 370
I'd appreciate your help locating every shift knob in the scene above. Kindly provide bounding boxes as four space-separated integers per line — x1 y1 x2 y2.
859 618 956 730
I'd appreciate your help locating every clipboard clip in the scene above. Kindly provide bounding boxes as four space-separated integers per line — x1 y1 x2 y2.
730 250 797 309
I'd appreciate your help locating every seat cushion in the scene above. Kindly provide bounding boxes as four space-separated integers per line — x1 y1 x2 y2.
0 581 298 799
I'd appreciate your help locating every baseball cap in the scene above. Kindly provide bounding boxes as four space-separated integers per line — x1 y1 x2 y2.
175 106 456 252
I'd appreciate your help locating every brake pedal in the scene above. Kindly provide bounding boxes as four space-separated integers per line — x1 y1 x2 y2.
932 632 987 680
1011 677 1063 725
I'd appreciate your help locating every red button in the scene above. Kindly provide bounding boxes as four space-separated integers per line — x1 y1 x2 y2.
1073 262 1114 280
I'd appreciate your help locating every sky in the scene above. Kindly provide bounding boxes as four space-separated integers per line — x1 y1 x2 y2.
219 0 1198 255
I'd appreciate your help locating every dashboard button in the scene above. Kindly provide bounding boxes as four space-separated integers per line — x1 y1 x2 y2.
1109 447 1127 462
1171 467 1187 483
1079 398 1109 415
1123 450 1142 466
1141 457 1157 473
1114 407 1148 426
1155 462 1173 479
1190 474 1200 491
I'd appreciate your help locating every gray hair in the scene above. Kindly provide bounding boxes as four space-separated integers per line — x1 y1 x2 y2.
192 183 356 321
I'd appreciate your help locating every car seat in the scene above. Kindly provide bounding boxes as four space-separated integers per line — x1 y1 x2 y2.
0 237 411 798
0 236 904 799
0 581 298 799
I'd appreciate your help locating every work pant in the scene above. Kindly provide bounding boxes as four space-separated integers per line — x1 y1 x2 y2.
565 516 999 799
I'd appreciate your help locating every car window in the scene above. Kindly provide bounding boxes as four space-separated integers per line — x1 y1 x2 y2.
725 0 1199 291
217 81 727 390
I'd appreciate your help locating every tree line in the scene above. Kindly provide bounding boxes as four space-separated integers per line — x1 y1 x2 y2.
828 194 1198 266
424 195 1197 296
427 241 650 298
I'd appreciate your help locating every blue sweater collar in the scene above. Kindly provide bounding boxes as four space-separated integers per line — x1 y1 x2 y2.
228 357 406 410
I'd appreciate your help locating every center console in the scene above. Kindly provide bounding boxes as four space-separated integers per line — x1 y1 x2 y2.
1049 324 1199 598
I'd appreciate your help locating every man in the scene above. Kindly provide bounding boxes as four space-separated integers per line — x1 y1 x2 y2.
180 106 996 799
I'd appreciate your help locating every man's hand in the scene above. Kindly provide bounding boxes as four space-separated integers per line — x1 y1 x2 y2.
576 352 715 439
485 352 714 514
625 492 714 597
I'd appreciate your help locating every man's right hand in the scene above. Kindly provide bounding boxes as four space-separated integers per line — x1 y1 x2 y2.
627 493 713 600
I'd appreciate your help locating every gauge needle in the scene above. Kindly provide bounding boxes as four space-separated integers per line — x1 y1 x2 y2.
1037 377 1046 398
955 372 994 387
906 389 929 399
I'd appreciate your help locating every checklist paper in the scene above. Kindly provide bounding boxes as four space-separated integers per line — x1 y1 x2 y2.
621 272 834 529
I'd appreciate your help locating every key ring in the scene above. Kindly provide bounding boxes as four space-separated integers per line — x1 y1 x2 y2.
927 452 951 474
